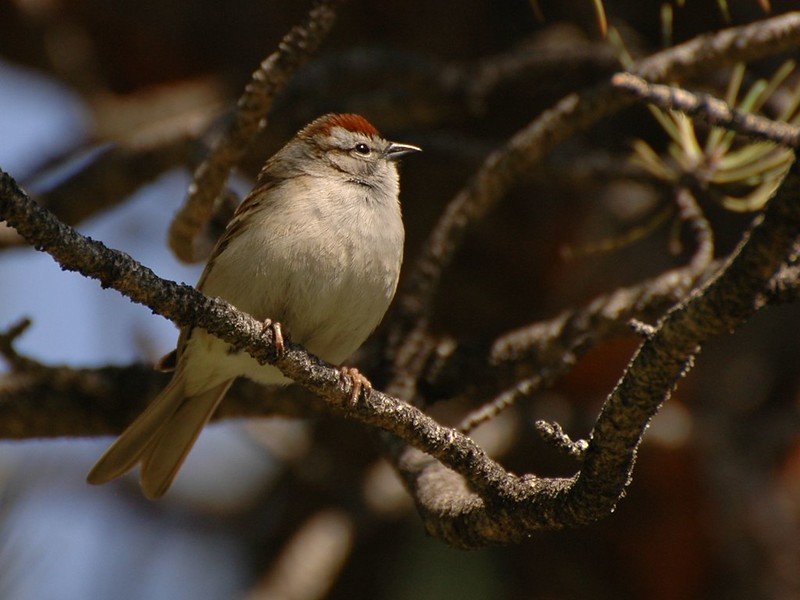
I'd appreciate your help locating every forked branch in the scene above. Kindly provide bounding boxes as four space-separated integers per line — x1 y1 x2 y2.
3 141 799 545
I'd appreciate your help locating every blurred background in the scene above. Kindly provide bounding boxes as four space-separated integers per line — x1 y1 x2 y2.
1 0 800 598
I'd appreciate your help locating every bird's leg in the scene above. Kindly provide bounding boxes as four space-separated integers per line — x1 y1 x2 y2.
261 318 285 358
339 366 373 407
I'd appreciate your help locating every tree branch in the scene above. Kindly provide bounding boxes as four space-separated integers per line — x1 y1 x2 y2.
392 157 800 547
0 135 201 249
3 12 800 550
673 186 715 272
0 168 528 504
5 257 799 442
389 11 800 355
0 363 324 440
611 71 800 147
0 317 37 371
4 141 799 546
168 0 346 262
488 262 707 375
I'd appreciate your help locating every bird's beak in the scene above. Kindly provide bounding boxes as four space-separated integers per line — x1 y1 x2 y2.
385 142 422 160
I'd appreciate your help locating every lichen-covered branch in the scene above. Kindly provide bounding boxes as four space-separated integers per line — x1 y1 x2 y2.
4 142 799 547
390 11 800 349
0 262 726 439
2 10 800 550
392 158 800 547
612 71 800 147
574 159 800 518
4 259 800 440
168 0 345 262
0 168 522 502
488 262 707 375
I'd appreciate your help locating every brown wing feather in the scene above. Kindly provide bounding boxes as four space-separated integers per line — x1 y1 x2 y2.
157 177 279 369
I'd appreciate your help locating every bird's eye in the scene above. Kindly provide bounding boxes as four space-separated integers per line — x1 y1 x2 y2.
354 143 371 155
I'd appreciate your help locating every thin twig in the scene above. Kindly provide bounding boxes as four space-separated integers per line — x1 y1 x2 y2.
0 318 37 371
629 319 657 339
612 72 800 147
388 11 800 365
561 203 675 261
490 265 704 370
457 364 568 434
168 0 345 262
674 187 715 272
534 420 588 460
419 261 712 411
1 137 199 250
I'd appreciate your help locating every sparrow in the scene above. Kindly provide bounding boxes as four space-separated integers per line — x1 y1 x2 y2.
87 113 420 498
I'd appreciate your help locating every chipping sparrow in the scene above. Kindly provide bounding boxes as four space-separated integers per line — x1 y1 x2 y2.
87 113 420 499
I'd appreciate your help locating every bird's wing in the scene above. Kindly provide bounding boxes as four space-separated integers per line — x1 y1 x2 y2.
156 178 282 372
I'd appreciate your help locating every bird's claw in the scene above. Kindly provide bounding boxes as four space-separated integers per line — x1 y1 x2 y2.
339 366 372 407
261 319 285 358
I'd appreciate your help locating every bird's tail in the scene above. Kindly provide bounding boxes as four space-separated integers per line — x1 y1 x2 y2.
87 374 232 499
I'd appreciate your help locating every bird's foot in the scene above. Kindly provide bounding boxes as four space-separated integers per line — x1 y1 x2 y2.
261 318 285 358
339 366 372 407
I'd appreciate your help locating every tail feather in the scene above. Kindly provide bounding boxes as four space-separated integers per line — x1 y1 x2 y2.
87 375 188 485
139 380 233 499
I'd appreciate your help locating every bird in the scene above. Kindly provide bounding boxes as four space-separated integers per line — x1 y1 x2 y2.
87 113 420 499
